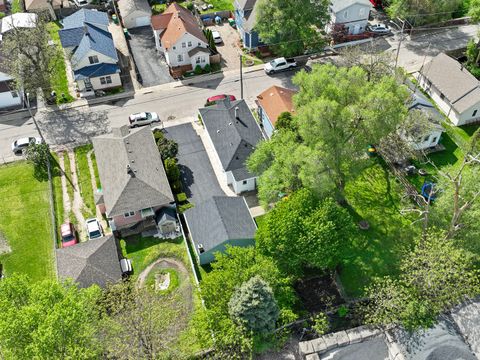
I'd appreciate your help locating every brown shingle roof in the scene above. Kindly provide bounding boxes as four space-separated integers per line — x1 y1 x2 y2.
151 2 207 50
256 86 296 126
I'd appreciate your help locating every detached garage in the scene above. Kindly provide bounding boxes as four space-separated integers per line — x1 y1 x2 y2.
117 0 151 29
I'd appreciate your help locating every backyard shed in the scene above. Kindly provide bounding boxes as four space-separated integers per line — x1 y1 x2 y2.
117 0 152 28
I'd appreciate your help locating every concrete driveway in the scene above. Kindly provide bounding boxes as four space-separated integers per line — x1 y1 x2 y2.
163 123 225 205
209 24 242 71
127 26 174 87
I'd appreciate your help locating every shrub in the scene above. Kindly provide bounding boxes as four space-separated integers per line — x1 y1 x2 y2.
312 313 329 336
203 63 211 73
0 12 5 19
164 158 180 183
177 203 194 213
185 1 194 10
176 192 187 203
171 179 183 194
153 129 164 142
194 65 203 75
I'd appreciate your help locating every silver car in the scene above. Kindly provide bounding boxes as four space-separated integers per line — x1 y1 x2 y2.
128 112 160 128
11 137 41 155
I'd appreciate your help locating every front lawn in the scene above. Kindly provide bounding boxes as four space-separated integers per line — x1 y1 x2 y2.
0 162 55 281
46 22 74 104
340 161 419 297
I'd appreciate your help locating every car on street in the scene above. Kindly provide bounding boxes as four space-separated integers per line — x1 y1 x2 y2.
86 218 103 240
60 222 78 247
264 57 297 75
368 24 392 35
129 112 161 128
11 137 41 155
206 94 236 105
212 31 222 44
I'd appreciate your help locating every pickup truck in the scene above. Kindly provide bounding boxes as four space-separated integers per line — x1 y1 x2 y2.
264 57 297 74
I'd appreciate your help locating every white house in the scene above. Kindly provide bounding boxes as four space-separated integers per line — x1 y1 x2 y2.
328 0 372 35
418 53 480 126
199 98 264 194
117 0 151 29
404 92 444 151
151 3 210 74
58 9 121 96
0 66 22 110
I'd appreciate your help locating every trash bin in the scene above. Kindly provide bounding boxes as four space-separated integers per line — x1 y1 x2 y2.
112 14 119 24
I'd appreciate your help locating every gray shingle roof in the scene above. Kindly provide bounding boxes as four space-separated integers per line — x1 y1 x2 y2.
421 53 480 114
184 196 256 255
56 235 122 288
236 0 256 11
117 0 151 19
92 126 174 217
330 0 372 13
199 99 263 180
62 8 109 30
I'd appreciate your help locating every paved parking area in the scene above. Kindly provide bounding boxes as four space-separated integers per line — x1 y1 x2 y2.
127 27 174 87
209 23 241 71
163 123 225 204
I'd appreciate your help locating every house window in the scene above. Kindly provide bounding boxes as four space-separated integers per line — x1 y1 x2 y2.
100 76 112 85
242 180 248 185
88 55 99 64
11 91 18 98
196 56 201 64
177 54 184 62
473 110 478 117
431 136 438 144
188 41 192 47
124 211 135 218
423 135 430 142
198 42 201 46
182 42 186 48
201 57 206 63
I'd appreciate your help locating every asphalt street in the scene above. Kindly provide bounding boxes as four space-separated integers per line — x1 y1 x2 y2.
0 23 478 163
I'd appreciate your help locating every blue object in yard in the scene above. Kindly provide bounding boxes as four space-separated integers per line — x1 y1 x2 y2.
421 182 437 201
215 16 222 24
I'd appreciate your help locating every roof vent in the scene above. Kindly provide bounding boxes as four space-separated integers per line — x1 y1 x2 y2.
217 130 220 133
229 122 232 125
235 106 239 119
126 164 133 174
198 244 205 253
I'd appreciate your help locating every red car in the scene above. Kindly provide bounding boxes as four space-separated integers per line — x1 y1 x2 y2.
61 222 78 247
206 94 236 104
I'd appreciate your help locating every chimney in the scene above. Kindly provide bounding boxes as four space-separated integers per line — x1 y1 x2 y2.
84 25 89 36
235 106 239 119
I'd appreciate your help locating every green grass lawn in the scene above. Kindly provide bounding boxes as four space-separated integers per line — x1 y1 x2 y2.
340 161 419 298
203 0 234 12
46 22 74 104
74 145 96 218
0 162 55 281
11 0 22 13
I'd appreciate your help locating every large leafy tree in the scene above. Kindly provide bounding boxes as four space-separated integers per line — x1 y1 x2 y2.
248 64 410 204
0 275 102 359
98 281 191 360
255 0 330 56
228 276 279 334
196 247 296 357
0 14 59 96
256 189 356 276
364 231 480 331
387 0 462 25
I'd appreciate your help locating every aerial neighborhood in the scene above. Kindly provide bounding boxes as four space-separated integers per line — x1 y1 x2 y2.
1 0 480 358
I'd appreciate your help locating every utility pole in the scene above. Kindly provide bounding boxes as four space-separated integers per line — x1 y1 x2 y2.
395 20 405 69
240 53 243 99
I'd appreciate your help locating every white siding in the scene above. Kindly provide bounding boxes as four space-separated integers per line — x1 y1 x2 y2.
163 33 208 67
0 90 22 109
72 50 117 71
89 73 122 90
409 129 443 151
418 75 480 126
231 175 256 194
122 11 151 29
328 1 371 35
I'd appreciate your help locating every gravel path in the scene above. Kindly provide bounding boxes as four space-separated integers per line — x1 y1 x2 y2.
137 258 188 287
57 152 71 222
68 151 87 240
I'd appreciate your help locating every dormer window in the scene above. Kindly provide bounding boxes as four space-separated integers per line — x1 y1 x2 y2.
88 55 99 64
